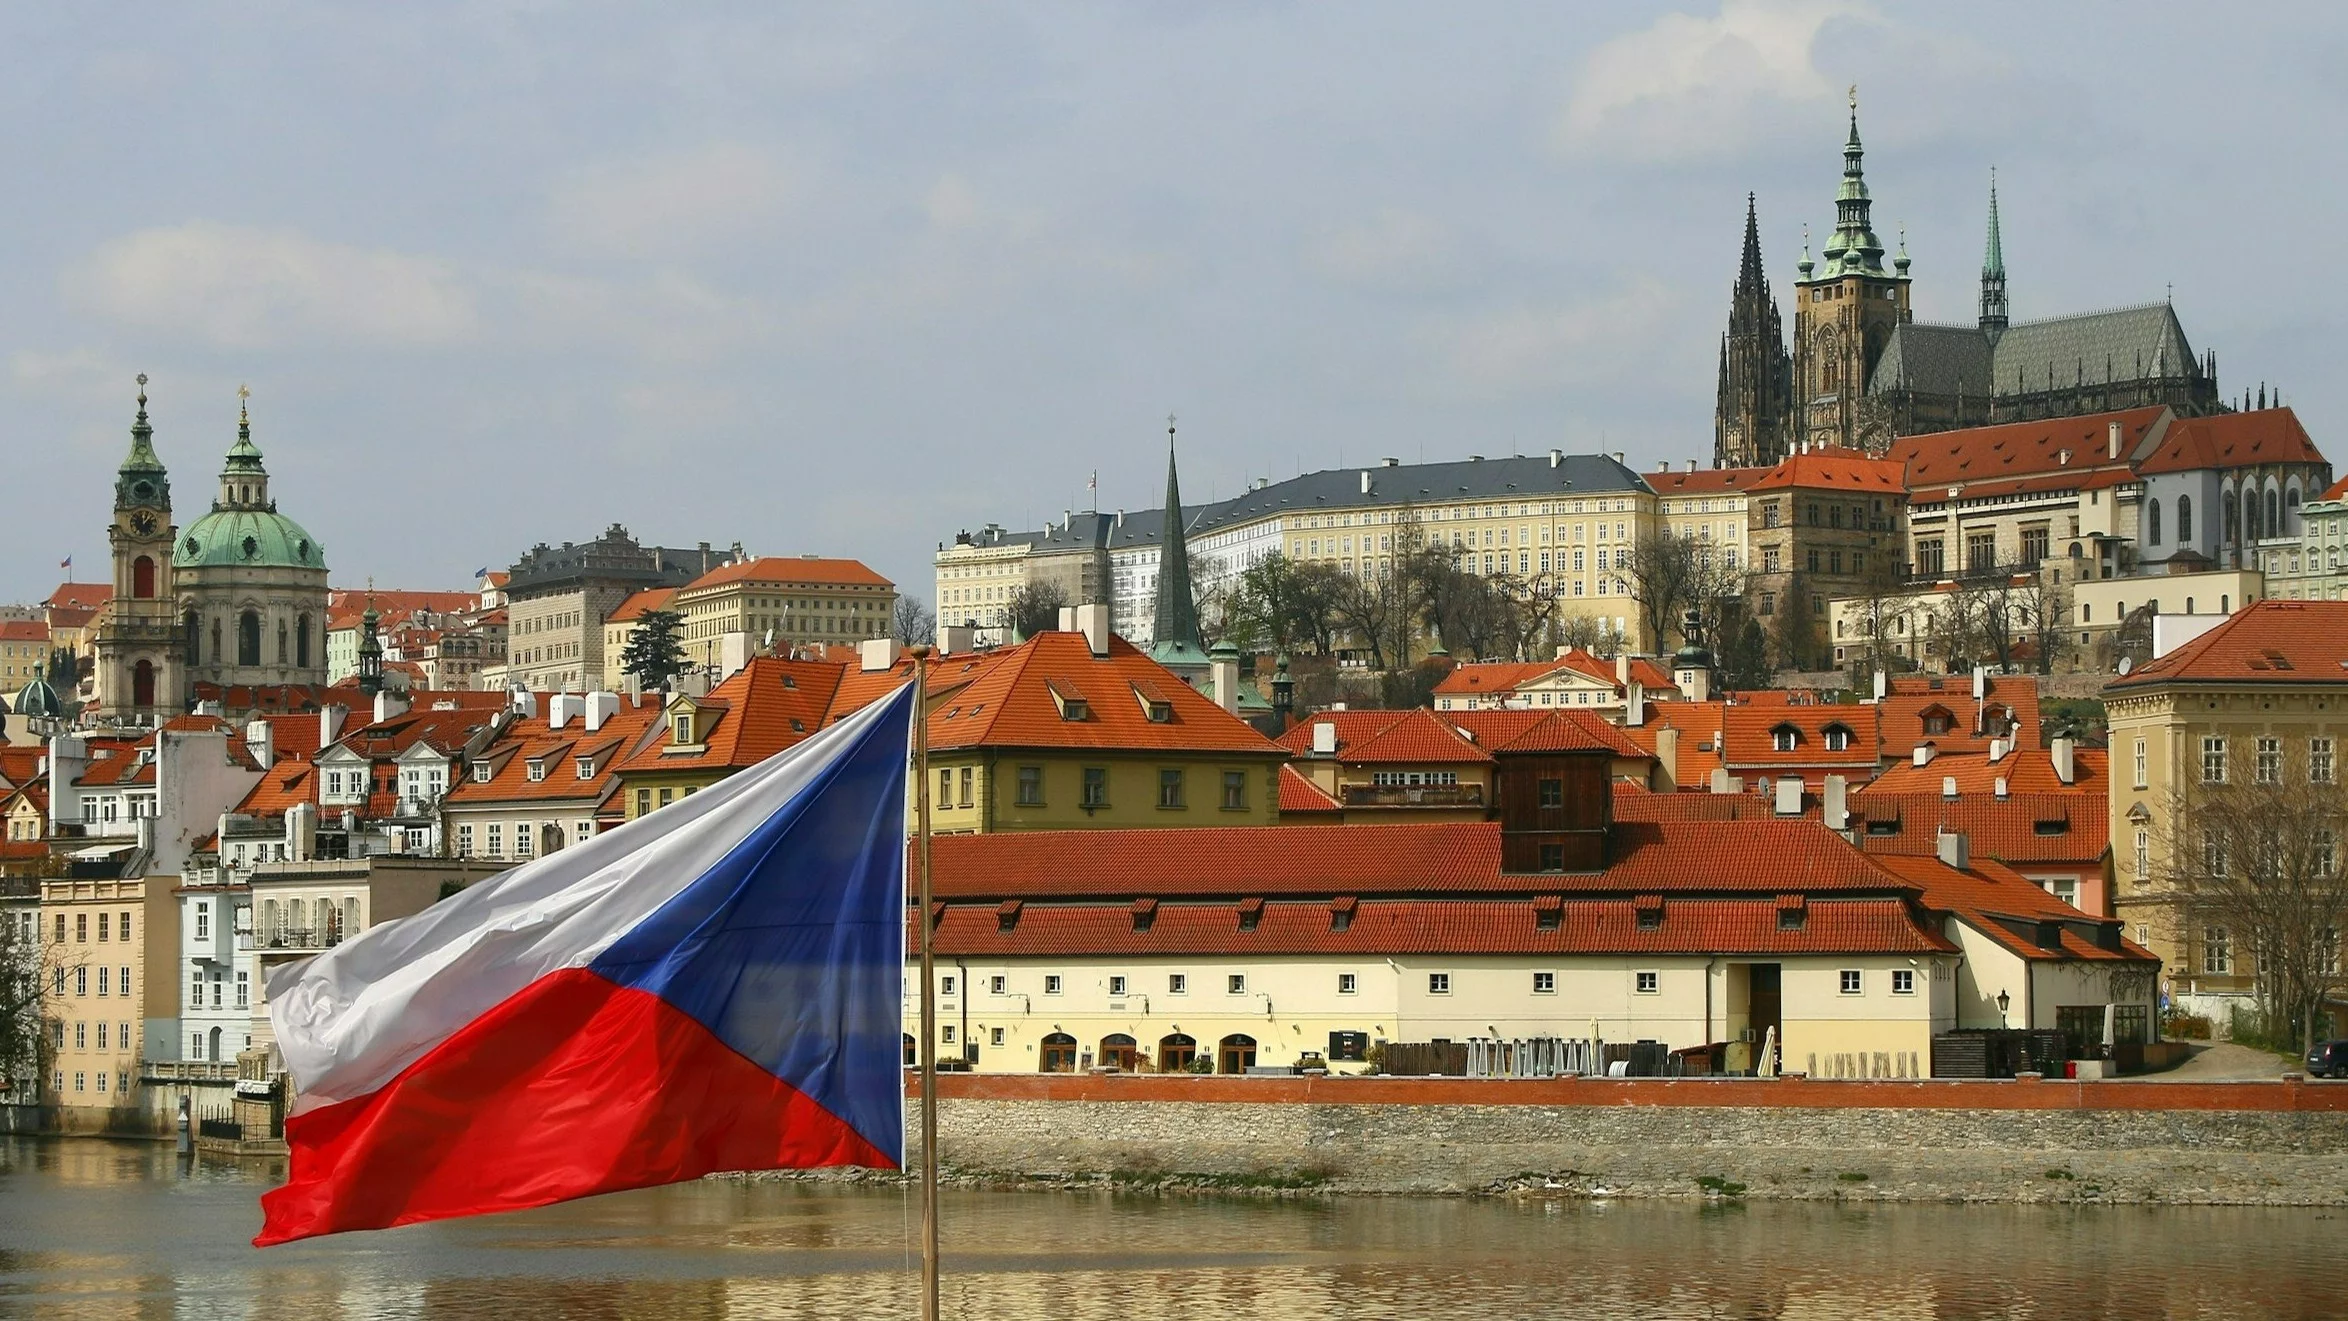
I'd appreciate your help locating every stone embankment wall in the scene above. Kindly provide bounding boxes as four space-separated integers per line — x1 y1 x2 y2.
911 1075 2348 1207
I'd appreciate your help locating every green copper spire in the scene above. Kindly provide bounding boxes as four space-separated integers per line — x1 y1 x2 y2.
1980 168 2009 336
1818 86 1887 278
114 372 171 511
1148 414 1206 663
224 383 265 471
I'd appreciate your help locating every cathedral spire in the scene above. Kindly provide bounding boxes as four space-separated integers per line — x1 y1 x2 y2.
1150 415 1204 659
1738 192 1765 293
1980 168 2009 338
1715 194 1792 468
219 384 271 510
1819 86 1886 277
115 372 170 511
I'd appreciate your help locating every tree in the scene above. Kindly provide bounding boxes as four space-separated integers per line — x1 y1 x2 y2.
1 908 71 1103
1328 564 1410 671
1766 572 1824 671
1840 548 1915 676
2153 772 2348 1052
618 608 686 692
891 596 936 647
1718 615 1772 692
1003 579 1068 642
1623 531 1746 655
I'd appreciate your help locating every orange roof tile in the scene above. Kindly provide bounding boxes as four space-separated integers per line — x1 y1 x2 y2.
2318 473 2348 503
1433 660 1569 698
1275 765 1342 816
1873 855 2150 962
1871 674 2042 760
1748 445 1908 494
2134 407 2325 476
1649 466 1769 496
451 695 666 805
1888 406 2163 494
1617 701 1729 784
45 583 112 611
233 763 318 818
606 587 677 624
919 633 1283 756
618 656 846 775
1276 709 1490 765
1849 792 2108 868
0 620 50 643
1719 706 1880 771
2108 599 2348 689
1861 745 2102 797
682 556 892 591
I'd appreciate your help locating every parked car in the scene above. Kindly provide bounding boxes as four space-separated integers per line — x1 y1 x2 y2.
2304 1041 2348 1078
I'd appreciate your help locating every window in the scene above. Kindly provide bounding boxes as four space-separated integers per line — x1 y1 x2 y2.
1157 768 1185 809
957 767 973 809
1635 971 1659 994
1338 972 1358 995
526 759 547 783
987 975 1006 995
1772 725 1799 752
635 789 652 817
75 967 87 996
98 912 109 942
1108 975 1128 997
1168 974 1188 995
1823 725 1851 751
195 904 209 939
515 827 534 859
1538 843 1564 872
1015 765 1043 807
486 823 503 856
1839 970 1863 995
2201 737 2228 784
2133 737 2148 790
1537 778 1562 808
235 971 249 1008
2256 738 2281 785
1533 971 1556 994
1222 770 1248 811
941 1025 955 1045
1041 975 1061 995
118 968 129 997
1427 973 1451 995
940 975 957 996
2203 926 2232 975
1227 974 1247 995
936 768 951 807
1082 767 1109 808
75 1022 86 1049
2204 829 2229 877
2134 828 2150 882
2314 738 2337 785
1889 968 1916 995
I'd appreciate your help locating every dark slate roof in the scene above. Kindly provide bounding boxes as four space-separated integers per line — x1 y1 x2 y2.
1869 303 2203 399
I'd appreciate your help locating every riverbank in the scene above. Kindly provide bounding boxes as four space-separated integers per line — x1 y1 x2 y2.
834 1073 2348 1208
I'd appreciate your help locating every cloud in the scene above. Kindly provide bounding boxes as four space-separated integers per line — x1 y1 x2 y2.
1555 0 1870 161
68 223 478 350
548 143 803 258
1301 208 1469 293
1431 278 1690 396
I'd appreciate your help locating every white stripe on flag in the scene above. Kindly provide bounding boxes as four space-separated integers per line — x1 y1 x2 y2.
267 688 910 1114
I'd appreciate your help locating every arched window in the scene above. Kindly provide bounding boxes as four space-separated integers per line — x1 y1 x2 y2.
541 822 565 855
238 610 262 666
1157 1033 1198 1073
2147 498 2162 544
277 617 289 664
2177 494 2193 543
2245 491 2262 542
211 617 223 665
2225 494 2240 544
185 610 201 665
1039 1032 1079 1073
2286 487 2302 532
132 659 155 709
2267 487 2282 535
1217 1034 1258 1075
132 555 156 599
1099 1034 1138 1072
903 1033 917 1067
296 614 313 670
207 1026 222 1062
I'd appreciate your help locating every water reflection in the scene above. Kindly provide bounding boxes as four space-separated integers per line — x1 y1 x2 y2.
3 1137 2345 1319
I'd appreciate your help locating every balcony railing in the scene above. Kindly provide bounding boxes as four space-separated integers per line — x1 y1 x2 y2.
249 927 342 953
144 1061 238 1083
1341 784 1485 809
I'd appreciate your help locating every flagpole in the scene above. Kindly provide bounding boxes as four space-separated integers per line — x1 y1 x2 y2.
909 644 940 1321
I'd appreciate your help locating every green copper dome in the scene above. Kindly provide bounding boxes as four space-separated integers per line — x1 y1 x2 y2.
12 676 64 720
179 507 327 571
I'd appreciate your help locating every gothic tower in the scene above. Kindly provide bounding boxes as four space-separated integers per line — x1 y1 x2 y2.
93 375 186 724
1145 417 1208 679
1979 169 2009 340
1791 91 1912 452
1714 193 1794 469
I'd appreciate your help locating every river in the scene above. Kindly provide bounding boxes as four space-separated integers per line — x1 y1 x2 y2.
2 1137 2344 1319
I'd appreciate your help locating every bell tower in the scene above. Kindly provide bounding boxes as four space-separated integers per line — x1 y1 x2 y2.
94 375 186 724
1791 89 1912 451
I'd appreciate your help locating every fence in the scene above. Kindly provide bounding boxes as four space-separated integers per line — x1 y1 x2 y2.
197 1110 242 1141
1383 1038 1615 1079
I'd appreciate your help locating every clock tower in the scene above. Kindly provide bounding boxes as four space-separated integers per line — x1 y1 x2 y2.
94 375 185 724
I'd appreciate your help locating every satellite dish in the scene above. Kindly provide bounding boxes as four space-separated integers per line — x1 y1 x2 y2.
2116 657 2133 676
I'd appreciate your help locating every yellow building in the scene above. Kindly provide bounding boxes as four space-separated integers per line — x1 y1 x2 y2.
672 556 895 673
599 587 677 686
2104 600 2348 1018
40 872 179 1130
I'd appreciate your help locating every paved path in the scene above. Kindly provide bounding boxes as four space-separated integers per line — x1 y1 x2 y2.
2138 1041 2299 1081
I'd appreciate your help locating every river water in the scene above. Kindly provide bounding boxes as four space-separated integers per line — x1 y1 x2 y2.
3 1138 2345 1320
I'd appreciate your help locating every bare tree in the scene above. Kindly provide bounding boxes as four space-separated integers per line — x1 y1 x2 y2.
2154 769 2348 1051
1624 532 1747 654
891 596 937 647
1328 563 1410 671
2 903 76 1102
1003 579 1068 642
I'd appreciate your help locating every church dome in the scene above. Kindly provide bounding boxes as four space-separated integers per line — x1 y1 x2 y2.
12 675 64 719
179 507 327 572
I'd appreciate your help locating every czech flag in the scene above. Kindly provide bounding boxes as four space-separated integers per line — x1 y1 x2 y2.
255 685 913 1246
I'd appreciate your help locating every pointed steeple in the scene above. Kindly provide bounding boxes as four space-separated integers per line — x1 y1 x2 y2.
1149 415 1205 662
1979 168 2009 338
1819 87 1886 277
1715 193 1793 468
217 385 272 510
357 583 384 697
115 373 170 511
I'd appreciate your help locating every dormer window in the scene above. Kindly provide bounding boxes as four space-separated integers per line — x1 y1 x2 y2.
1771 724 1800 753
472 762 492 783
1920 706 1954 736
575 757 595 780
672 713 694 744
526 759 547 783
1823 724 1852 752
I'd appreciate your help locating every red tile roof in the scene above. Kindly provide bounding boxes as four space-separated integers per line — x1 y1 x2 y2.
0 747 44 789
1748 446 1907 494
45 583 112 611
2108 599 2348 689
617 656 845 774
1861 746 2102 797
2133 408 2325 476
450 695 666 805
1482 710 1651 757
1719 706 1880 771
1650 467 1768 496
682 556 893 591
1888 406 2163 494
1849 792 2108 868
1432 660 1568 699
1617 701 1728 784
232 763 318 818
1871 674 2042 760
917 633 1284 755
606 587 677 624
329 707 502 762
1275 709 1490 764
0 620 50 644
1275 765 1342 816
2318 473 2348 503
1872 855 2150 962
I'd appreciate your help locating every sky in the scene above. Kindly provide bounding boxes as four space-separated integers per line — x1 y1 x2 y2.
6 1 2346 608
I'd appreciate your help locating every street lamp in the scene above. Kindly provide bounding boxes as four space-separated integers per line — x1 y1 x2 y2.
1996 989 2012 1027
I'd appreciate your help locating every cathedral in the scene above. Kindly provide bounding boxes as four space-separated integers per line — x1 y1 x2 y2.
92 379 330 724
1715 95 2225 463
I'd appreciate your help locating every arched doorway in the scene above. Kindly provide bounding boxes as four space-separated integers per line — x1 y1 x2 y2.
1157 1033 1197 1073
1099 1033 1138 1072
238 610 262 666
541 822 566 855
207 1027 222 1062
1039 1032 1079 1073
1218 1034 1258 1075
132 659 155 709
903 1033 917 1067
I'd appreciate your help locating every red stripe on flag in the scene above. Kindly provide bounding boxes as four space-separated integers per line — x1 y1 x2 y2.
256 967 894 1246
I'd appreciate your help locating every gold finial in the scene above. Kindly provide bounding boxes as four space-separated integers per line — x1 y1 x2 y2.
1848 84 1857 109
136 372 148 407
238 383 250 424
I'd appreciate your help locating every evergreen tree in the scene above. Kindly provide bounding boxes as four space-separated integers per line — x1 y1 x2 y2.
619 608 687 692
1719 616 1773 692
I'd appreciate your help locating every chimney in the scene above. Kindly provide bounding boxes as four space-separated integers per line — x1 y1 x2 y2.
1972 666 1987 701
625 671 642 703
1311 722 1338 756
1683 459 1697 473
1656 460 1670 473
1360 471 1373 495
1942 775 1959 800
320 704 348 749
585 691 620 733
373 688 409 726
244 718 274 768
1988 737 2008 763
1624 680 1645 728
1913 743 1935 767
1616 653 1631 686
2107 419 2122 459
1057 605 1078 633
1936 828 1970 871
286 801 317 862
1872 670 1887 703
194 700 224 718
2052 734 2077 785
1708 767 1733 795
1211 652 1240 715
1654 725 1680 792
1773 776 1803 816
1075 603 1112 657
1611 451 1625 465
1822 774 1849 831
1550 449 1564 468
937 624 976 655
1994 776 2010 801
1382 457 1399 468
509 689 537 719
548 693 585 729
859 638 902 673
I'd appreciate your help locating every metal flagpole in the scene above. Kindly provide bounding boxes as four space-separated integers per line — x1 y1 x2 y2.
909 645 940 1321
